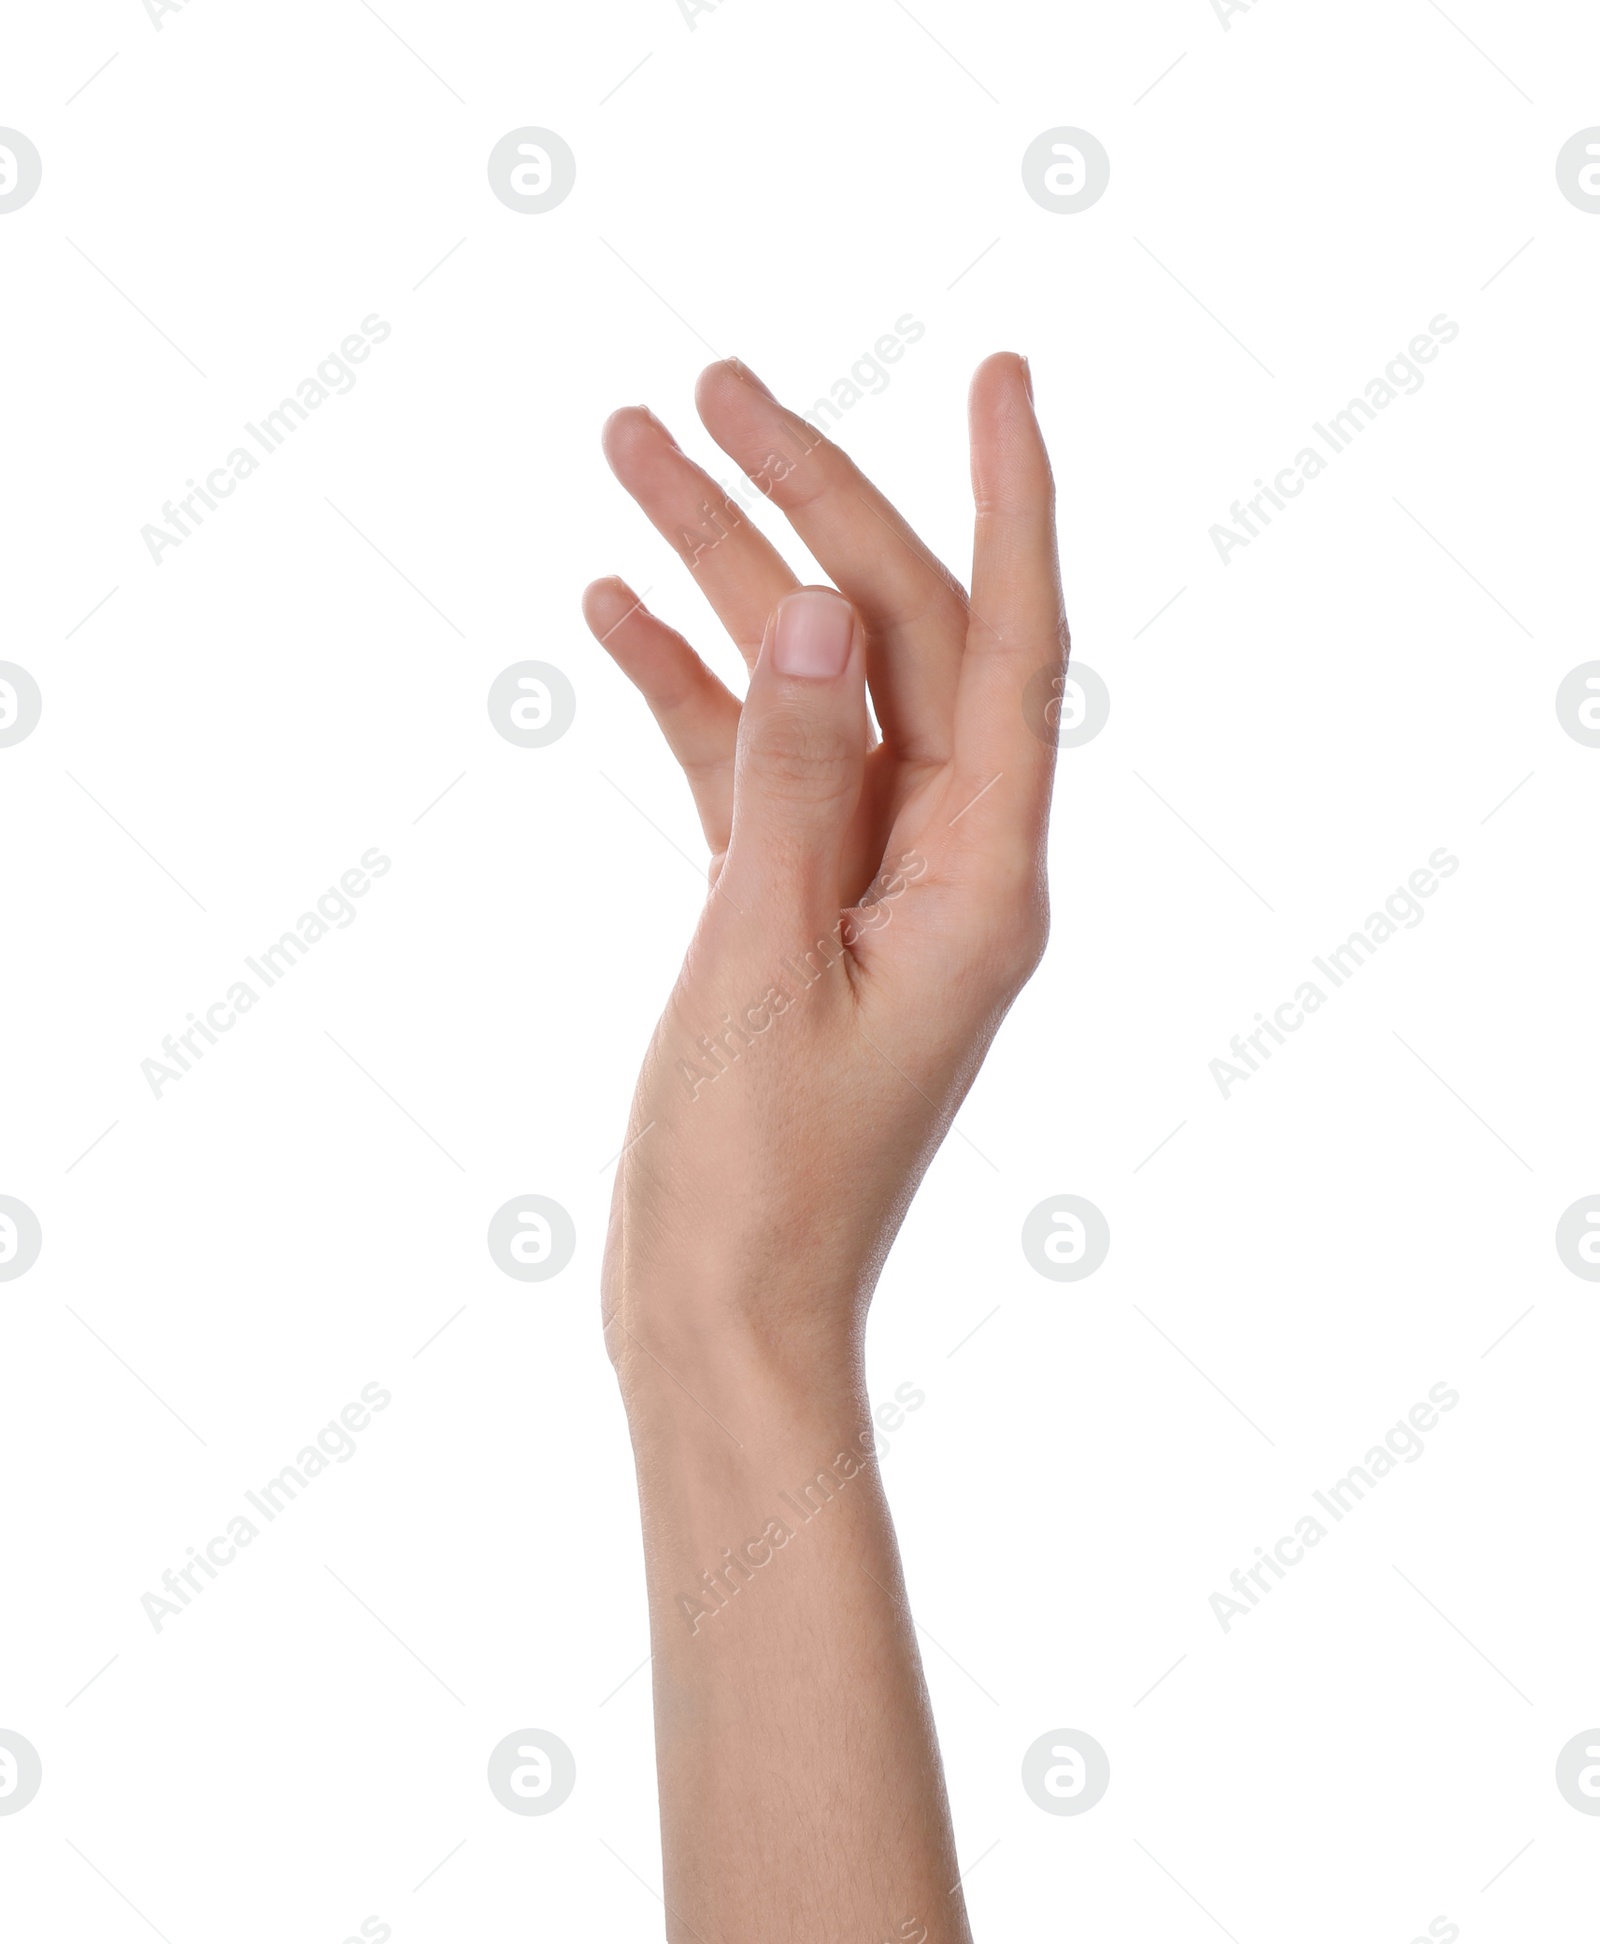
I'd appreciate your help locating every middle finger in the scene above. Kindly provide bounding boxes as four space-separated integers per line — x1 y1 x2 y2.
694 358 971 767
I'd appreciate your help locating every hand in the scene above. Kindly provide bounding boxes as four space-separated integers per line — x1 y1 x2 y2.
584 354 1065 1392
584 353 1064 1944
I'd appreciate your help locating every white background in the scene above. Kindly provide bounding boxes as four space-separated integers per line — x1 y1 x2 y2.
3 0 1598 1938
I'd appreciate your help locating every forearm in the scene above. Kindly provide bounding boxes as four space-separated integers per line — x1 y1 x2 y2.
619 1319 967 1944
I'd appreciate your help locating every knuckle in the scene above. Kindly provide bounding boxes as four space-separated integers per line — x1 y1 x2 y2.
770 432 842 512
975 454 1058 525
1007 906 1051 981
744 709 858 803
977 868 1050 982
985 899 1048 982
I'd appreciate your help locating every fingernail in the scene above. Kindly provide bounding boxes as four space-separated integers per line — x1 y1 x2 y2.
731 358 777 401
1018 354 1034 403
773 589 853 678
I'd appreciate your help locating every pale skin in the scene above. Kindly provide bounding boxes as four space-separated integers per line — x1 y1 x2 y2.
583 353 1064 1943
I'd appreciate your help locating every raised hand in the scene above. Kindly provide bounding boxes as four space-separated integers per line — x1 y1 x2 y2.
584 353 1065 1374
583 353 1065 1944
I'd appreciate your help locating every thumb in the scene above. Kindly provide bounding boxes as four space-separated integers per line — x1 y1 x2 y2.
720 586 868 932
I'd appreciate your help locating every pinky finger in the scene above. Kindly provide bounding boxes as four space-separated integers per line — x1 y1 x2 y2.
582 577 742 855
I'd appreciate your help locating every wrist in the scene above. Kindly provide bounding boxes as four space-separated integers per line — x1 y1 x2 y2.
610 1297 863 1431
613 1323 891 1624
603 1252 869 1406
